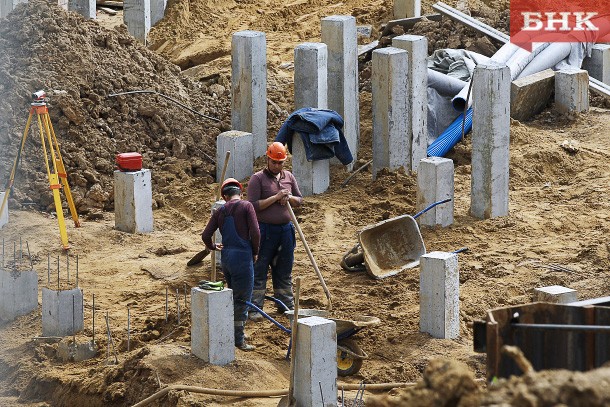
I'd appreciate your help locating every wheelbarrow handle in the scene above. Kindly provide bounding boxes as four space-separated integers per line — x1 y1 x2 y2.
413 198 452 219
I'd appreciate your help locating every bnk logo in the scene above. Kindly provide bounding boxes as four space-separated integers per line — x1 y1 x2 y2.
510 0 610 50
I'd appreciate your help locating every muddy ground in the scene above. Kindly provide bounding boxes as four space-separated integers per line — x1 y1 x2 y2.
0 0 609 406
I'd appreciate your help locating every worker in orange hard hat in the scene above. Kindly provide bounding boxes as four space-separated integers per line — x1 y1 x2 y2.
246 142 303 321
201 177 260 351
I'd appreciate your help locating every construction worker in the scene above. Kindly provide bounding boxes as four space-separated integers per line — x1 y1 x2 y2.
247 142 303 321
201 178 260 351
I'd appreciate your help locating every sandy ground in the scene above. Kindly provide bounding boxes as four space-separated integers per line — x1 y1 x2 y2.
1 0 610 406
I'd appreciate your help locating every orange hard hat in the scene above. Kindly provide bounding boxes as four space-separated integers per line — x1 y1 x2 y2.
266 142 288 161
221 177 243 192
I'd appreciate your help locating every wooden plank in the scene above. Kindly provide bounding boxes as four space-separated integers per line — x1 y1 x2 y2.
357 40 379 57
99 6 118 14
96 0 123 8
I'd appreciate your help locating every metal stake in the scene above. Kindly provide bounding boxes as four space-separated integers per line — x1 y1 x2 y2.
19 236 22 263
76 255 79 287
184 284 187 310
105 312 118 364
127 308 131 352
165 287 168 322
92 294 95 345
176 289 180 325
26 241 33 270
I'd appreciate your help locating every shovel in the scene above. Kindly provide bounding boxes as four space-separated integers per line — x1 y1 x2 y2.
186 247 210 267
278 277 301 407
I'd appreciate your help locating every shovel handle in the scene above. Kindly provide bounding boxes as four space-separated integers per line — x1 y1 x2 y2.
211 151 231 282
288 277 301 401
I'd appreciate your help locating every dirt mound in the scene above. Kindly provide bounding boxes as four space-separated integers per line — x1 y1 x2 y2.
0 0 229 213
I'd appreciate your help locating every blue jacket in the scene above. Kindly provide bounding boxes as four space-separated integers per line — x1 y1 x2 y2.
275 108 354 165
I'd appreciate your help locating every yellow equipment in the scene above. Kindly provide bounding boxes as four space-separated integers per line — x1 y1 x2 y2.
0 91 80 249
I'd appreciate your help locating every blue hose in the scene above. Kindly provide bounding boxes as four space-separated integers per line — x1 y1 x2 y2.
427 107 473 157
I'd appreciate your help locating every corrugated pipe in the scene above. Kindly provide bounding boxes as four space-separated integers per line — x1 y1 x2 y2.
427 107 473 157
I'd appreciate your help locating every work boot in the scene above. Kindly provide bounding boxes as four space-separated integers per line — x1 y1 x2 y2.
249 312 263 322
236 342 256 351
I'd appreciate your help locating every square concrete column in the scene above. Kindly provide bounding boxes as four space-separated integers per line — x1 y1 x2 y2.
150 0 166 26
114 169 154 233
231 31 267 160
124 0 151 43
0 0 25 18
393 0 421 18
291 133 330 196
191 287 234 365
216 130 254 182
294 42 328 110
582 44 610 85
555 69 589 114
371 47 409 180
294 316 337 407
0 269 38 322
533 285 577 304
392 35 428 172
417 157 454 227
471 62 510 219
321 16 359 167
68 0 95 19
0 192 7 229
42 287 84 337
419 251 459 339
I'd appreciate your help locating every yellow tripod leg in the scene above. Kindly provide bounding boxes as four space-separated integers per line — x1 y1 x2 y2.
49 173 70 250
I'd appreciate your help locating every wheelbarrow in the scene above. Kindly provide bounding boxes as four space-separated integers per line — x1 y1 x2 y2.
244 297 380 376
341 198 451 279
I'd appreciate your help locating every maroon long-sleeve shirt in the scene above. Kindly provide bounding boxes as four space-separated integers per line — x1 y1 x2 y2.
201 199 260 256
247 168 303 224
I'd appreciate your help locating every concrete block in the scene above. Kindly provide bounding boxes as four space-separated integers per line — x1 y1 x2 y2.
372 47 409 179
42 288 84 337
582 44 610 85
533 285 577 304
0 0 26 18
294 316 337 407
321 16 359 167
150 0 166 26
393 0 421 18
291 134 330 196
471 62 510 219
231 31 267 160
0 268 38 322
417 157 454 227
294 42 328 110
191 287 234 365
419 251 459 339
123 0 151 43
392 35 428 172
510 69 555 122
68 0 95 19
114 169 154 234
0 192 7 229
555 69 589 114
216 131 254 182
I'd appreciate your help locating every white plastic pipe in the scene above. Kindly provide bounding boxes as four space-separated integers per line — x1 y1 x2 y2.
516 43 573 79
427 68 467 96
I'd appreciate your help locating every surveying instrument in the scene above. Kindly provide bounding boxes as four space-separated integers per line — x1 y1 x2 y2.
0 90 80 250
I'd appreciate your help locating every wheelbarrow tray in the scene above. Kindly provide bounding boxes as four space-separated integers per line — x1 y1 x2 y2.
285 310 380 337
358 214 426 279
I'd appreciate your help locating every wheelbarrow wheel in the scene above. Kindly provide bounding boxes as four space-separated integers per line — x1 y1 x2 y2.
337 339 364 377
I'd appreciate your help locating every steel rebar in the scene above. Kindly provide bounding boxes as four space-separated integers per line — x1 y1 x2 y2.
176 289 180 325
184 284 187 310
105 312 118 364
26 241 32 270
127 307 131 352
165 288 168 322
92 294 95 345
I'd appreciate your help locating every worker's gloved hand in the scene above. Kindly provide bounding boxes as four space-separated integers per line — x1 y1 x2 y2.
198 280 224 291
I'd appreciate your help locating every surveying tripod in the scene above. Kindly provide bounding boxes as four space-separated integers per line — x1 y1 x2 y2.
0 91 80 250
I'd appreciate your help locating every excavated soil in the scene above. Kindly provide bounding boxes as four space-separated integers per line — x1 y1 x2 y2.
1 0 610 406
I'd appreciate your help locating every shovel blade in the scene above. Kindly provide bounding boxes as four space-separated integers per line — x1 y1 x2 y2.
187 248 211 266
277 395 296 407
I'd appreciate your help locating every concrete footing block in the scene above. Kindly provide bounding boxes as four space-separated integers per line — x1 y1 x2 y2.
68 0 95 19
292 134 330 196
42 287 84 337
393 0 421 18
0 192 7 229
123 0 151 43
191 287 234 365
533 285 577 304
216 130 254 182
420 251 459 339
511 69 555 122
0 268 38 322
417 157 454 227
114 169 154 234
555 69 589 114
294 316 337 407
582 44 610 85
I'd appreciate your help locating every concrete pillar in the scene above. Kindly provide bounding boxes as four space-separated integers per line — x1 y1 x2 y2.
582 44 610 85
0 192 7 229
392 35 428 172
417 157 454 227
0 0 26 18
191 287 234 365
68 0 95 19
291 134 330 196
0 269 37 322
294 42 328 110
419 251 459 339
393 0 421 18
114 169 154 233
294 316 337 407
555 69 589 114
533 285 577 304
216 130 254 182
124 0 151 43
42 287 84 337
471 62 510 219
231 31 267 160
150 0 166 26
321 16 359 167
371 47 409 180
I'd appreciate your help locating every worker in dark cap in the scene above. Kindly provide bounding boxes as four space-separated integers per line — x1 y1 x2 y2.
201 178 260 351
